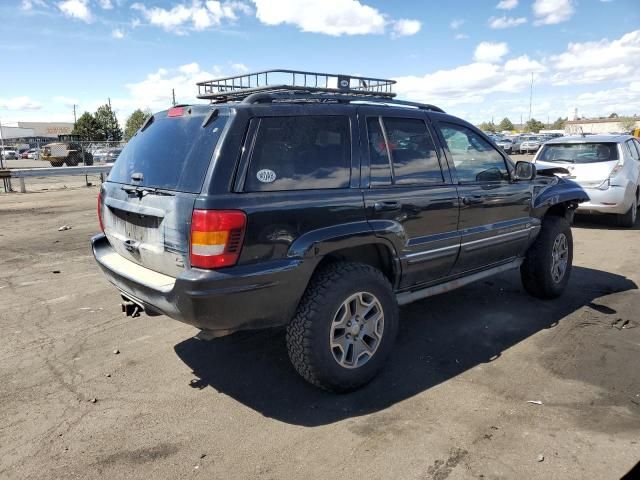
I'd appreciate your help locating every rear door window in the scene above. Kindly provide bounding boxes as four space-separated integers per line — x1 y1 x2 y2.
365 116 445 186
244 116 351 192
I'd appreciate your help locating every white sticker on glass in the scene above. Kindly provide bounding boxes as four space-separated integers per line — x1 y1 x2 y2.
256 169 277 183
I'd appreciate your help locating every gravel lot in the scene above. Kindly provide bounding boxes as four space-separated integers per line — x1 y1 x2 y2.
1 185 639 479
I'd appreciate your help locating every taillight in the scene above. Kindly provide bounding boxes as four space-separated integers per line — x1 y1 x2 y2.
609 161 623 178
190 209 246 269
97 193 104 232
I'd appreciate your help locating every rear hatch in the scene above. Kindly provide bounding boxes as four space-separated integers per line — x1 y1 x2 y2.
101 106 228 277
535 142 621 187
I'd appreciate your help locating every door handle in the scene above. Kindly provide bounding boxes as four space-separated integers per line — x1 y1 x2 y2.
374 201 401 212
462 196 483 205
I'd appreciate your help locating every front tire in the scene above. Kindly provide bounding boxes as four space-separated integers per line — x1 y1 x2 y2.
286 262 399 392
521 216 573 299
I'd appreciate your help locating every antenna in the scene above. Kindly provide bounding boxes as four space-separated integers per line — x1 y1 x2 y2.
528 72 533 122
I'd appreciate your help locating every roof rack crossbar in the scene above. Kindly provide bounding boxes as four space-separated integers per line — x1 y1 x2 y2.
197 69 397 101
239 91 445 113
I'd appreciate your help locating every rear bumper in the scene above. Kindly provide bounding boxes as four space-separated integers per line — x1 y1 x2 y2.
91 234 313 333
577 185 634 215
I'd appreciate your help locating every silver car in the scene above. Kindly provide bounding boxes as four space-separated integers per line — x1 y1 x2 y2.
520 135 542 154
533 135 640 227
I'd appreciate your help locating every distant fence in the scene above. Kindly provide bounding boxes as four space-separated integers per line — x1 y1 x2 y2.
2 140 126 165
1 165 112 193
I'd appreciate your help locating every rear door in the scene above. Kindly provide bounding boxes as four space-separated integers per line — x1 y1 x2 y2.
432 116 533 274
101 107 228 277
359 107 460 289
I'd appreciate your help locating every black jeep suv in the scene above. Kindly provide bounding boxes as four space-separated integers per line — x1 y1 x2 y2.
92 70 588 391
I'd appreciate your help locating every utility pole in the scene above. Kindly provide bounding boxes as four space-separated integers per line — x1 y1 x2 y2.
172 89 176 106
73 104 77 126
108 97 112 110
0 117 12 192
528 72 533 122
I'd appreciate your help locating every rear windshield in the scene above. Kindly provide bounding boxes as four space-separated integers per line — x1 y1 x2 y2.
108 110 227 193
537 142 619 164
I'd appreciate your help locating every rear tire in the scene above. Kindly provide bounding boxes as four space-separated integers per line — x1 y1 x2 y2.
50 161 63 167
286 262 399 392
617 195 637 228
521 216 573 299
83 153 94 166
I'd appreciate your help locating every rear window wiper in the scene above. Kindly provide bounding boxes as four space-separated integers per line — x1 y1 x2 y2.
548 159 575 163
121 185 174 197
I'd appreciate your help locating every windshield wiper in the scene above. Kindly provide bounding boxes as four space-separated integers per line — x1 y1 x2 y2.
548 159 575 163
121 185 174 197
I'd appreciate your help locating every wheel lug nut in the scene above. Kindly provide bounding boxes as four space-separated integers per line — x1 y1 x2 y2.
347 321 352 327
346 333 350 339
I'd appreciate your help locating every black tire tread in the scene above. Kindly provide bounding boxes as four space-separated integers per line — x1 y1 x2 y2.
286 262 392 391
521 215 572 299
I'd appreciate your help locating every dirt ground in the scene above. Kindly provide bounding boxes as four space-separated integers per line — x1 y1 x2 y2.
1 183 639 480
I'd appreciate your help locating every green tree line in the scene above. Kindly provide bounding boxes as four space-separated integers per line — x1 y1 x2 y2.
72 106 152 142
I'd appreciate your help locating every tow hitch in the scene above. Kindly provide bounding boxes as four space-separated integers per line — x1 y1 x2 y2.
121 300 143 318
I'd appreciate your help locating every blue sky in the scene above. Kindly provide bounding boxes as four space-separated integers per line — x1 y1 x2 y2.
1 0 639 126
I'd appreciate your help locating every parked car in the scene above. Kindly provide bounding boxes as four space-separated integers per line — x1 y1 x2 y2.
92 70 588 392
26 148 40 159
520 135 542 154
93 149 108 163
534 135 640 227
1 149 18 160
496 138 514 154
104 147 122 164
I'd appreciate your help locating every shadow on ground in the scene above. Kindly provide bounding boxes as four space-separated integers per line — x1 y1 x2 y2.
573 214 640 231
174 266 636 426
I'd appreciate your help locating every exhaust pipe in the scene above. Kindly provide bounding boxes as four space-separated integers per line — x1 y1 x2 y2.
121 299 143 318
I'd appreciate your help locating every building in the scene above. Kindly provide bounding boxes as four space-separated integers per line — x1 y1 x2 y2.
0 121 74 146
565 118 640 135
17 121 74 138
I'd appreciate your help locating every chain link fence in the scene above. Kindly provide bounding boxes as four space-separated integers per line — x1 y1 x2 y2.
5 140 126 168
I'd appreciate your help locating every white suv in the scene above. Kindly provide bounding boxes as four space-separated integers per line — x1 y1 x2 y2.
533 135 640 227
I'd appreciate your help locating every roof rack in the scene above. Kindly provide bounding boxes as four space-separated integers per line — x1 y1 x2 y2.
196 69 396 101
238 91 445 113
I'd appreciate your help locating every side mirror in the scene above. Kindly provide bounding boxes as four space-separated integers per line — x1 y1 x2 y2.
514 161 536 181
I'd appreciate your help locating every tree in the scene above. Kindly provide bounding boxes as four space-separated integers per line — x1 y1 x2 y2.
478 121 496 133
608 112 619 118
95 103 123 141
525 118 545 133
72 112 103 141
498 117 514 131
551 117 566 130
124 109 152 141
619 117 638 132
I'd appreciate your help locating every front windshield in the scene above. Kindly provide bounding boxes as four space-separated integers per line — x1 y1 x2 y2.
537 142 619 163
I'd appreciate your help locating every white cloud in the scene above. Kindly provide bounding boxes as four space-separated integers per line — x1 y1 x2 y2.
112 28 125 39
0 96 42 111
57 0 93 22
53 96 79 107
123 63 225 112
450 19 464 30
533 0 575 25
496 0 518 9
98 0 113 9
504 55 546 73
392 19 421 37
394 60 537 110
455 33 469 40
489 16 527 29
251 0 386 36
131 1 247 34
231 63 249 72
550 30 640 85
474 41 509 63
21 0 47 10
